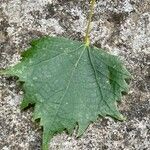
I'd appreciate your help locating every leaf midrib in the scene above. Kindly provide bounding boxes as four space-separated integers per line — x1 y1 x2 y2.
47 45 86 128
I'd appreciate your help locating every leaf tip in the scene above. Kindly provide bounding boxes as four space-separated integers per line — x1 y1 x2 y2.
117 114 126 121
20 99 29 110
0 67 21 77
0 69 10 75
76 122 88 137
42 128 54 150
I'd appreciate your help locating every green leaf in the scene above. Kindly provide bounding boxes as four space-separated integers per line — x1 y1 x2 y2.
1 37 131 150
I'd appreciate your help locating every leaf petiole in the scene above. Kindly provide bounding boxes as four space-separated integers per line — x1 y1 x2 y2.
85 0 96 47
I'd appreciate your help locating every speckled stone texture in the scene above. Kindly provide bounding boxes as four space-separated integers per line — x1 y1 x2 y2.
0 0 150 150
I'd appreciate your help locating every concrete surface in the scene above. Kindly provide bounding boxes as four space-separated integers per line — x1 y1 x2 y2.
0 0 150 150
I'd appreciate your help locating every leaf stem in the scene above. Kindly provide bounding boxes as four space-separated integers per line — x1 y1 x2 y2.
85 0 96 47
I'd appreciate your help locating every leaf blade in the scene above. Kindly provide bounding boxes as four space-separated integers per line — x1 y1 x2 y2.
1 37 131 150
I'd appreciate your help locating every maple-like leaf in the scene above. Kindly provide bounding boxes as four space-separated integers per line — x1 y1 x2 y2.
0 37 131 150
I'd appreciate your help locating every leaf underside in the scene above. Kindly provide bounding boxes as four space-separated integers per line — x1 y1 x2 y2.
1 37 131 150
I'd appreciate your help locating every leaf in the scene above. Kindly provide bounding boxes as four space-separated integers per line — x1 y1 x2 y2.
1 37 131 150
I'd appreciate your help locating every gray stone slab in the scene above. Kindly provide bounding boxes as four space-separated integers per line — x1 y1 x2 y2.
0 0 150 150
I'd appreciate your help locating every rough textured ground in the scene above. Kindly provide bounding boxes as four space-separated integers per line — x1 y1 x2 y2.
0 0 150 150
